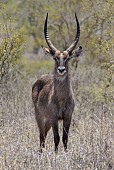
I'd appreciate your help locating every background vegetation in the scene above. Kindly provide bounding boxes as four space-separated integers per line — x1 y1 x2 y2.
0 0 114 169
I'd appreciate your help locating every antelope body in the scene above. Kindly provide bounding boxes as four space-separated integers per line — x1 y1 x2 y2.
32 13 82 152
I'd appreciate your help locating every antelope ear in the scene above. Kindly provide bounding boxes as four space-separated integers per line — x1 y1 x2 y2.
41 45 55 56
70 46 82 58
41 45 50 55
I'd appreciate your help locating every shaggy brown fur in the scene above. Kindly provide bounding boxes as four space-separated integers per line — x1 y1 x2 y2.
32 62 75 152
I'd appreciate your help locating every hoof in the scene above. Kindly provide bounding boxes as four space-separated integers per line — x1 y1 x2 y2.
55 147 58 154
64 147 68 153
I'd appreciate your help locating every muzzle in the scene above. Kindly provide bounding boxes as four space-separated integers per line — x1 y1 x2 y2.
57 66 66 75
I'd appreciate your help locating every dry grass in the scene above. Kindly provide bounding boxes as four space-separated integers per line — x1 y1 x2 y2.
0 64 113 170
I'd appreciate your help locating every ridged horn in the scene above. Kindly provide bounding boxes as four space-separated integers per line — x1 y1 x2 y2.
44 13 57 53
66 13 80 54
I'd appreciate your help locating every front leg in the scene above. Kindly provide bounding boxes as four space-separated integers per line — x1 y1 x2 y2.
62 102 74 151
52 116 60 153
62 116 72 151
49 103 60 153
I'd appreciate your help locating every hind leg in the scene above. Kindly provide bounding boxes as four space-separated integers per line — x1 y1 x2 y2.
40 132 46 149
39 120 51 152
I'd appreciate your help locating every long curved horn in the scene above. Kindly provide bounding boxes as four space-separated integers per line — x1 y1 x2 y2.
44 13 57 53
66 13 80 54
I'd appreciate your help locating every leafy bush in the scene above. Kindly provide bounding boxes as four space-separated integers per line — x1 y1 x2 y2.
0 11 24 82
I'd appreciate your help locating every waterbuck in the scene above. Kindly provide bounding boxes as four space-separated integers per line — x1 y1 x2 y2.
32 13 82 152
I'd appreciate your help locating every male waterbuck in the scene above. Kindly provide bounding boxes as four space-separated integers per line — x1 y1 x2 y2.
32 13 82 152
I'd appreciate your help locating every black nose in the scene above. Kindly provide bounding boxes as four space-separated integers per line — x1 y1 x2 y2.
58 66 66 73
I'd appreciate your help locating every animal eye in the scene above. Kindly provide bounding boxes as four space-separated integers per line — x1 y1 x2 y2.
53 56 59 62
56 57 60 62
54 54 59 60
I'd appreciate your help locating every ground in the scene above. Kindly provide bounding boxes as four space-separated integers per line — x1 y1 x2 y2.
0 64 113 170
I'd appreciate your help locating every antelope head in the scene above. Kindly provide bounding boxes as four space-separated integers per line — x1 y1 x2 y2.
42 13 81 76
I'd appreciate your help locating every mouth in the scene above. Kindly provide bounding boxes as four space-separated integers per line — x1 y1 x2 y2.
57 70 66 76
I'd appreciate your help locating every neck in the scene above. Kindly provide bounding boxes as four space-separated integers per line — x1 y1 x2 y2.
53 66 70 98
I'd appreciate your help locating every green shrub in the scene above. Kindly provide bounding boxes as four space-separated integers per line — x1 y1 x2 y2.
0 11 24 82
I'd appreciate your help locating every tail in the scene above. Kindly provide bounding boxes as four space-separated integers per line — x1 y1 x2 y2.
32 75 52 106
